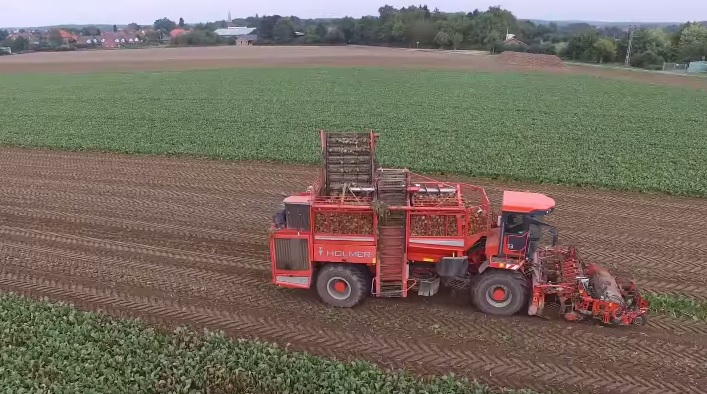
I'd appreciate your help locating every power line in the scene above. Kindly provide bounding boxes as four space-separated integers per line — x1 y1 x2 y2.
624 24 636 67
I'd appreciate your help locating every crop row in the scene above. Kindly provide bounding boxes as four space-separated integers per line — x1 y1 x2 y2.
0 292 537 394
644 292 707 322
0 67 705 196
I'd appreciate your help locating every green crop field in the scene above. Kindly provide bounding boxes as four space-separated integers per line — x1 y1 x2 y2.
0 292 532 394
0 67 705 196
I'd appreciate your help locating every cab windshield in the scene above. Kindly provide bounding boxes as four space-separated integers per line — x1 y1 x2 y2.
527 213 557 256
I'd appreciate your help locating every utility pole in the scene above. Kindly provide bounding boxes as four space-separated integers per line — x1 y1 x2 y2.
624 25 635 67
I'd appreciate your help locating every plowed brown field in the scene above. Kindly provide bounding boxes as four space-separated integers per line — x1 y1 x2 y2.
1 147 706 394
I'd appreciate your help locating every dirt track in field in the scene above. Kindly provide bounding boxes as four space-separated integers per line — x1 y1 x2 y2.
0 45 706 89
1 147 706 394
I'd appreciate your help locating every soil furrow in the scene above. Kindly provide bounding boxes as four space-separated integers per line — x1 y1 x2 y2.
1 269 703 394
2 147 707 394
1 232 705 388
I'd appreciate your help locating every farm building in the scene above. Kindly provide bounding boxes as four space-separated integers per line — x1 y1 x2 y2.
214 27 258 45
504 33 527 48
687 61 707 73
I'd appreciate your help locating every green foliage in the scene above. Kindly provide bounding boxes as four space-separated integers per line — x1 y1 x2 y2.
6 36 30 52
0 292 533 393
47 29 64 48
153 17 177 34
273 18 296 43
0 68 705 196
564 30 599 61
434 31 450 48
643 293 707 322
678 23 707 61
484 30 502 53
171 30 224 46
593 38 617 63
630 51 664 69
450 32 464 49
187 5 706 65
80 26 101 36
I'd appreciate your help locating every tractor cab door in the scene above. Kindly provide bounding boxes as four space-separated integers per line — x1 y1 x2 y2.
499 213 529 258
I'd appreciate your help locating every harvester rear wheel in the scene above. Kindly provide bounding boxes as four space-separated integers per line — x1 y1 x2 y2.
472 270 529 316
315 264 370 308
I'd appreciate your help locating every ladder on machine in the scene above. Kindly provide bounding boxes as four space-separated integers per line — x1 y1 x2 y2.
375 168 409 297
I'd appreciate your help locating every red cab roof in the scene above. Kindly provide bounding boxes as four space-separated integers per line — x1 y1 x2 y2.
502 191 555 214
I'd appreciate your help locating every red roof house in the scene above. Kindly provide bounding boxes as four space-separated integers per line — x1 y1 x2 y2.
58 30 78 41
99 32 142 49
170 28 188 38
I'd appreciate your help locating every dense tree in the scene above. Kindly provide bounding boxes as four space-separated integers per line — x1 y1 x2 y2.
450 32 463 50
0 30 8 42
484 30 502 53
128 23 141 31
47 29 64 47
179 18 185 27
112 24 118 32
273 18 295 43
171 30 222 46
434 31 450 48
154 17 177 34
4 36 29 52
565 30 598 60
80 26 101 36
594 38 617 63
678 23 707 61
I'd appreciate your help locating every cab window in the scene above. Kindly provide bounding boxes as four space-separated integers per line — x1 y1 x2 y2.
504 214 526 234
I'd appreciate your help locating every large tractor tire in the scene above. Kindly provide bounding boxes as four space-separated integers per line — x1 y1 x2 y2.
315 264 370 308
472 270 529 316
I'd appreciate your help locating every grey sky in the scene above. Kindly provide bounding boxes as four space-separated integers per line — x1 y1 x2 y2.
1 0 703 28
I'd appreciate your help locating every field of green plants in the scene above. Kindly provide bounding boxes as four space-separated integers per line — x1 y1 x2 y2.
0 67 705 196
0 292 532 394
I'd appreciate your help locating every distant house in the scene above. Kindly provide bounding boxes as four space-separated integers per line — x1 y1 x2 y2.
504 33 527 48
214 26 257 44
7 31 42 45
99 32 141 49
57 29 78 45
0 46 11 54
76 36 100 48
170 28 189 39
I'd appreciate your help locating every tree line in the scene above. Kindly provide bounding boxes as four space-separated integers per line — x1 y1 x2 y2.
2 5 706 69
242 5 706 68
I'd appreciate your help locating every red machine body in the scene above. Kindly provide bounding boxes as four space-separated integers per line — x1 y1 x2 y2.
268 130 649 326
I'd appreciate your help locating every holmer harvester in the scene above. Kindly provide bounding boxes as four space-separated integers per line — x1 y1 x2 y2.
269 130 650 326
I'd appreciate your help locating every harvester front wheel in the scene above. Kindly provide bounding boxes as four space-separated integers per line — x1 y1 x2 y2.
315 264 370 308
472 270 529 316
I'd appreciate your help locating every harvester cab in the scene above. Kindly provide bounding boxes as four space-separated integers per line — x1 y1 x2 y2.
268 130 649 327
496 191 558 261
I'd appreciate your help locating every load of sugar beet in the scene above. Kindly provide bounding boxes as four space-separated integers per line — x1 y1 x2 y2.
411 215 459 236
314 212 373 234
